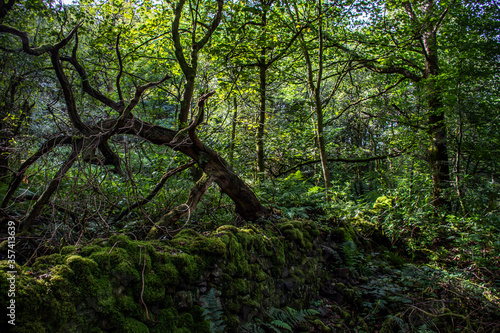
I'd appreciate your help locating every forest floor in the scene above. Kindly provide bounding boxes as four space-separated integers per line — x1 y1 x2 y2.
303 224 500 333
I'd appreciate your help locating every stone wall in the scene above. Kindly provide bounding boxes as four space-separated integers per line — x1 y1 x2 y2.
0 219 325 332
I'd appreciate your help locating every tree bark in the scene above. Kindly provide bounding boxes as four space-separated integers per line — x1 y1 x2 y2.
256 5 268 179
256 61 267 178
295 0 332 191
421 2 451 208
123 118 270 222
229 97 238 165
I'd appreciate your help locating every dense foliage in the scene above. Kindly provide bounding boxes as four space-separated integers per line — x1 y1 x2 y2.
0 0 499 331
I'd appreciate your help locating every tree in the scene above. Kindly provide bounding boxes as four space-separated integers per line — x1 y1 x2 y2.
327 0 461 208
216 0 303 180
0 0 269 234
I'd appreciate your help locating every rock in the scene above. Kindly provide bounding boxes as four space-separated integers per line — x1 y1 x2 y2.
174 290 193 309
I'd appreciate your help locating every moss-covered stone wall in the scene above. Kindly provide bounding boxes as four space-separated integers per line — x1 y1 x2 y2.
0 219 322 332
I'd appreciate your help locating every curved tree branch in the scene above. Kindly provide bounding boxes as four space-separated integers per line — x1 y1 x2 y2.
0 23 80 56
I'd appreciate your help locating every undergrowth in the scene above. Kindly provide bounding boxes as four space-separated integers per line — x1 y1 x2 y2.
253 174 500 332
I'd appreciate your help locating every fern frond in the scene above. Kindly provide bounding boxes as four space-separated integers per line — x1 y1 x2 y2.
341 240 360 268
201 288 226 333
269 319 293 331
265 307 319 332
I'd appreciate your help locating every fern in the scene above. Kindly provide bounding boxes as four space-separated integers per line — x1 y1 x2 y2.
241 307 319 332
264 307 319 332
201 288 226 333
321 245 343 265
241 322 265 333
341 240 361 268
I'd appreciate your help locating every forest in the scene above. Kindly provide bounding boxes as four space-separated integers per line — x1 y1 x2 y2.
0 0 499 332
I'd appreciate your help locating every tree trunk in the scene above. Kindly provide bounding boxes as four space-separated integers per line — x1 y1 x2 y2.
256 7 268 180
315 93 332 191
125 118 270 221
423 18 451 208
300 0 332 191
256 61 267 179
229 97 238 165
147 173 214 239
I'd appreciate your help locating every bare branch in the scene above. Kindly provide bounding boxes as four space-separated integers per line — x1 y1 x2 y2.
114 161 194 222
1 135 73 208
21 140 83 231
61 54 124 112
115 31 124 102
0 23 80 56
50 48 92 135
278 152 404 177
325 76 407 125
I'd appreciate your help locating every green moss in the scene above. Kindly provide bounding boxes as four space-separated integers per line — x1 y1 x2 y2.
222 234 250 277
303 220 320 237
140 273 166 303
111 256 140 287
171 229 226 258
80 244 105 257
173 329 190 333
312 319 331 332
66 255 99 276
50 264 74 280
92 277 116 312
255 269 268 282
236 229 256 250
229 278 248 295
88 249 112 272
115 294 138 313
2 219 326 333
185 306 210 332
106 234 135 251
224 315 240 330
242 298 260 309
32 253 64 271
122 317 150 333
277 220 319 249
11 322 47 333
48 272 74 299
155 262 179 286
283 227 304 243
216 225 240 234
60 245 77 255
171 253 202 283
332 304 351 321
225 298 242 312
154 308 179 332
